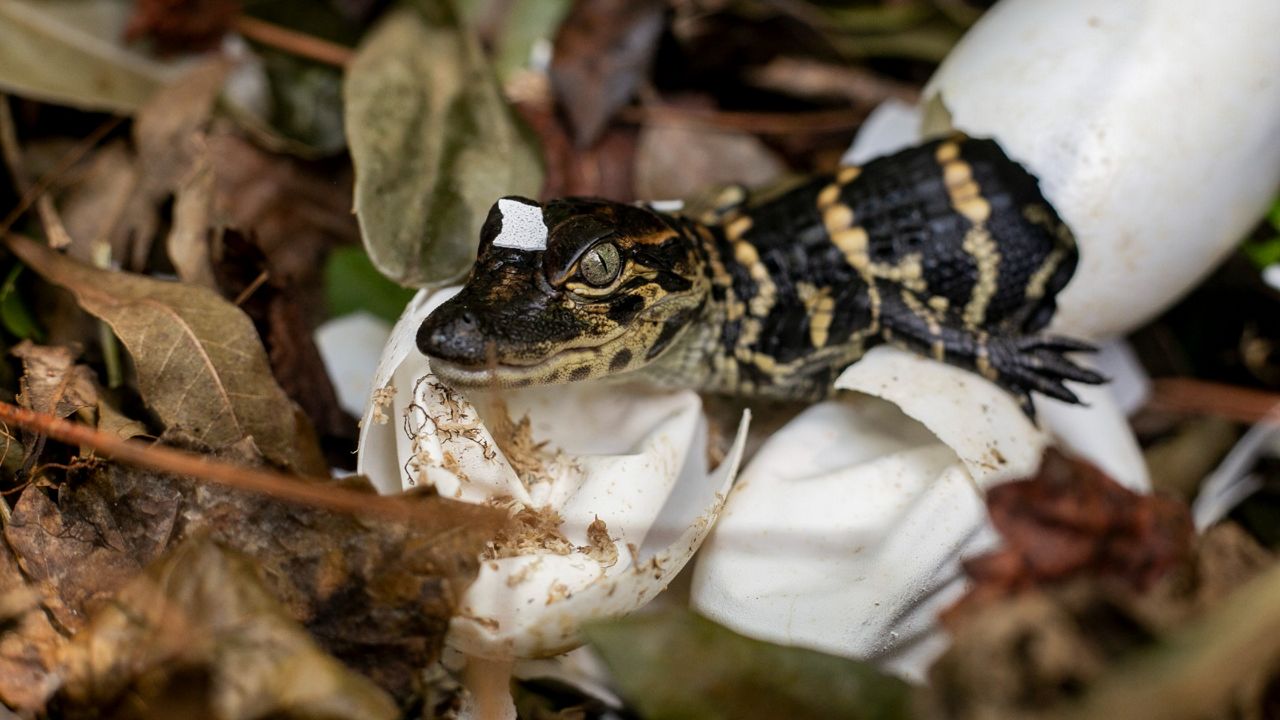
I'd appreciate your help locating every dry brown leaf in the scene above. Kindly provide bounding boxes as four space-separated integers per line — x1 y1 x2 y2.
4 449 496 701
0 101 84 251
515 98 637 200
1050 555 1280 720
929 585 1131 719
0 424 22 475
4 477 176 632
54 537 398 720
1143 416 1240 501
55 140 140 264
205 130 360 313
1189 522 1275 609
11 340 97 419
6 233 321 472
132 58 228 194
928 522 1274 720
121 58 229 269
184 474 490 698
550 0 665 147
945 449 1195 622
213 229 356 466
0 538 63 713
94 394 150 441
634 122 786 201
165 147 218 288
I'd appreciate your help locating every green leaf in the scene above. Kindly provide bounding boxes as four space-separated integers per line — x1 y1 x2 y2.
325 245 418 323
491 0 572 83
0 262 41 341
584 609 914 720
1241 235 1280 269
1241 198 1280 269
344 1 543 288
0 0 180 113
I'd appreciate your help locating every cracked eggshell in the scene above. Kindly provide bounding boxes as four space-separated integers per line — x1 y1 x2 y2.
691 346 1146 680
923 0 1280 339
690 348 1043 679
357 288 749 661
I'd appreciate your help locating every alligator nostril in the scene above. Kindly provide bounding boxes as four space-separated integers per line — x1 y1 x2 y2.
430 325 452 347
417 303 487 366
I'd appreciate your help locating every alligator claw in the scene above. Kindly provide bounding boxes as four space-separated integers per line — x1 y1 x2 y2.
993 334 1106 417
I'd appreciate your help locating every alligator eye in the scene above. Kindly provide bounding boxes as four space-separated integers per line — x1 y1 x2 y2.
579 242 622 287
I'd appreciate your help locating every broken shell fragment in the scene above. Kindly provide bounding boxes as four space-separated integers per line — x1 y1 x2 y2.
690 346 1150 680
690 347 1040 679
357 288 749 661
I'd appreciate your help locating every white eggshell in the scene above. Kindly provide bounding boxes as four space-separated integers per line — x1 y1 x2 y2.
690 346 1150 680
924 0 1280 338
314 312 392 419
356 288 749 660
690 350 1030 680
832 347 1044 486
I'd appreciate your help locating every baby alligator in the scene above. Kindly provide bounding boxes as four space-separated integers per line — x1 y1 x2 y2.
417 134 1103 415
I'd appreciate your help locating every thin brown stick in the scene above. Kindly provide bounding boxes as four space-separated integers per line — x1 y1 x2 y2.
233 16 355 68
233 269 270 306
619 103 868 135
0 400 502 530
1147 378 1280 425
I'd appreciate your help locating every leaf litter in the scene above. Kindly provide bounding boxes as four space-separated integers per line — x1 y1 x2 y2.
7 232 322 473
0 423 502 712
0 0 1276 718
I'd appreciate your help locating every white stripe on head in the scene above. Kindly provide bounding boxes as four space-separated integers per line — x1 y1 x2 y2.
645 199 684 212
491 198 548 252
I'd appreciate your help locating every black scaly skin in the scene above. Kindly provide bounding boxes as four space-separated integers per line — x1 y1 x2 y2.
418 135 1105 416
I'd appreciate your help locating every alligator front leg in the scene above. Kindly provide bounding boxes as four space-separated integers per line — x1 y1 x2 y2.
874 282 1105 416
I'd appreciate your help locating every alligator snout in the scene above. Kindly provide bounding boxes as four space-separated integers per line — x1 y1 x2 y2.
417 298 489 367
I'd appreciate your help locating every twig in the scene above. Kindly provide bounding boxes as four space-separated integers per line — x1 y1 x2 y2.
0 400 503 531
620 104 868 135
233 16 354 68
233 269 270 306
1147 378 1280 425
